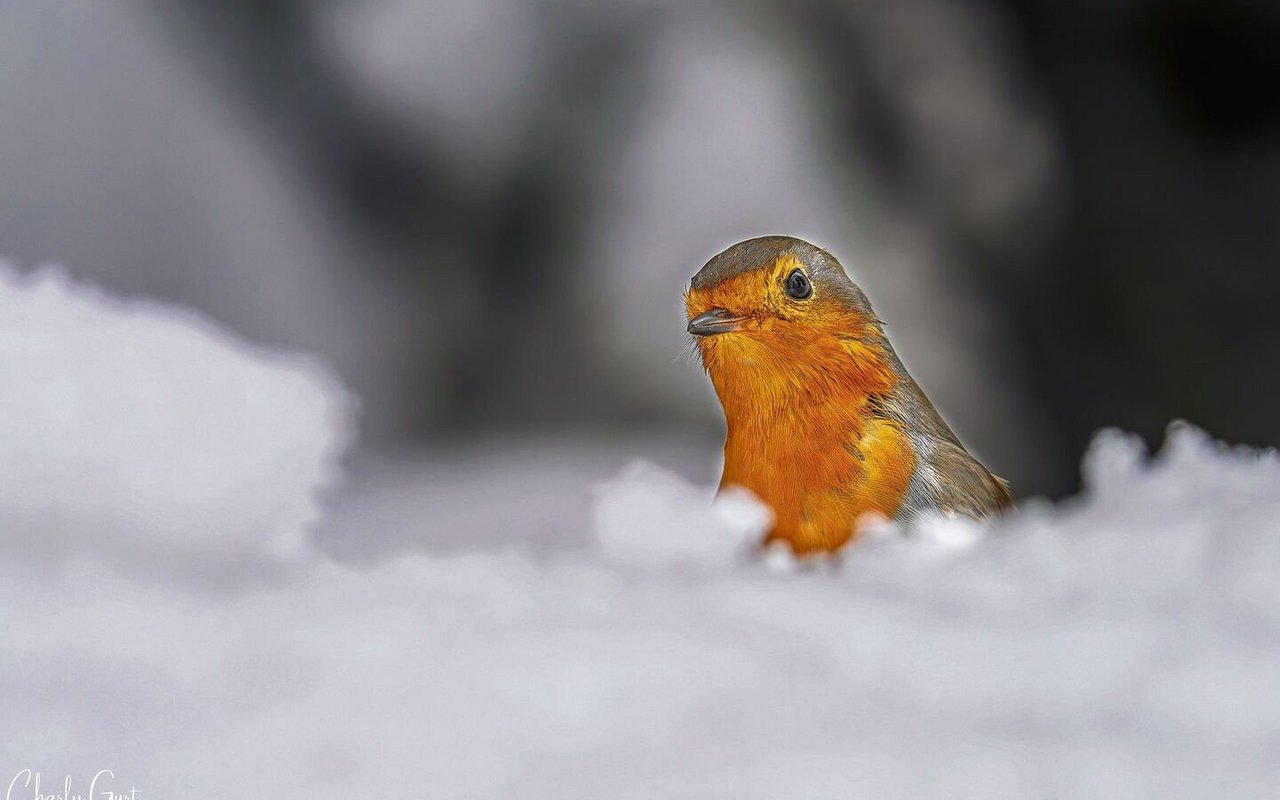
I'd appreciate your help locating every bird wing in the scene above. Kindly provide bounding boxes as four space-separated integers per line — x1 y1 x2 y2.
924 437 1014 517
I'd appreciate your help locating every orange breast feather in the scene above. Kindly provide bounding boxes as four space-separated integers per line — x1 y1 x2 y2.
710 325 915 550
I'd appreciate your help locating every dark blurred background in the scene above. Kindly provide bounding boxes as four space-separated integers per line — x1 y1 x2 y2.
3 0 1277 498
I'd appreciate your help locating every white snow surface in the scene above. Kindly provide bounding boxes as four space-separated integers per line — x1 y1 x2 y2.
2 266 1279 799
594 461 773 569
0 264 354 580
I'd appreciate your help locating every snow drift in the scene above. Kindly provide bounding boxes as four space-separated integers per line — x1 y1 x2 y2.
1 264 1277 799
0 264 354 581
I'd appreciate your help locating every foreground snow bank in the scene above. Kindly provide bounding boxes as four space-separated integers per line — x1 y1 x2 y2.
5 431 1277 800
2 266 1278 799
0 264 353 578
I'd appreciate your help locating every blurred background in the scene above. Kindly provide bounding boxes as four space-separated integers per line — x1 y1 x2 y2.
3 0 1278 499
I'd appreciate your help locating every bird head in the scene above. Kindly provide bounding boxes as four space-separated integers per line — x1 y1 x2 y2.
685 236 896 410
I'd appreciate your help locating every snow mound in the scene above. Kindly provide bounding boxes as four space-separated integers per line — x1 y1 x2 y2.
0 264 354 579
3 424 1279 799
594 460 771 568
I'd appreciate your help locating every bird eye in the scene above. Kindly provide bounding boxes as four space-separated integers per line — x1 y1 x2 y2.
785 269 812 300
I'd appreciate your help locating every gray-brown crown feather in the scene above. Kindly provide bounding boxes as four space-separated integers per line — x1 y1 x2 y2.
693 235 878 317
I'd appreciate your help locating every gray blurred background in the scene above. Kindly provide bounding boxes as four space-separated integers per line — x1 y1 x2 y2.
3 0 1278 499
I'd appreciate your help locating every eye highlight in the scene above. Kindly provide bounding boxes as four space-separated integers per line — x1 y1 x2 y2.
784 268 812 300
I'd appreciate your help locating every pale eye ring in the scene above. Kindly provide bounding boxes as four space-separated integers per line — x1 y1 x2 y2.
785 269 812 300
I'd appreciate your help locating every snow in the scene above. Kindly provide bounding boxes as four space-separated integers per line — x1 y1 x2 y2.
2 265 1278 799
0 264 354 581
593 461 772 569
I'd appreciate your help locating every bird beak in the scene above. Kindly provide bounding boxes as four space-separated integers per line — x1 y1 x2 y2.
687 307 747 336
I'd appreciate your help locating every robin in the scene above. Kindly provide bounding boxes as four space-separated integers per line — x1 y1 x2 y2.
686 236 1012 553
